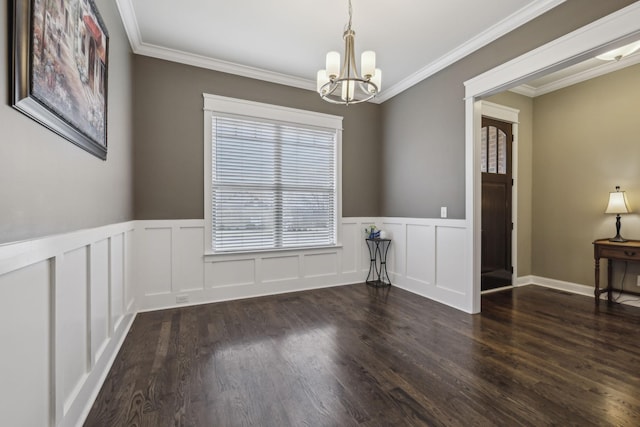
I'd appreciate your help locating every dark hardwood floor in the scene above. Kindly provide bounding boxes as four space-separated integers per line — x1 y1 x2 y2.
85 285 640 426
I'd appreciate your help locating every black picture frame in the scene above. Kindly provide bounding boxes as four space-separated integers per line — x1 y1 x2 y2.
12 0 109 160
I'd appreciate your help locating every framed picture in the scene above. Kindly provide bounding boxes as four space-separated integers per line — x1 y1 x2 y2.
12 0 109 160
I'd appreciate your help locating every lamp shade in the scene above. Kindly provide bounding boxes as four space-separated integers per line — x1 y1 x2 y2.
341 80 355 101
605 189 631 214
361 51 376 78
326 51 340 79
369 68 382 93
317 70 330 94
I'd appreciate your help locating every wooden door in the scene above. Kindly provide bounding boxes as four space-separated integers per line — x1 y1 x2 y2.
481 117 512 291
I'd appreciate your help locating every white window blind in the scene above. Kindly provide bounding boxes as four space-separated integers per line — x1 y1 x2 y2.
211 115 337 252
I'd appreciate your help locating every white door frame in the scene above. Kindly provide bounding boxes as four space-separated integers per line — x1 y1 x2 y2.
462 3 640 313
480 101 520 291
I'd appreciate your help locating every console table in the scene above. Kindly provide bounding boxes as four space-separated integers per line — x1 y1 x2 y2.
593 239 640 303
365 238 391 287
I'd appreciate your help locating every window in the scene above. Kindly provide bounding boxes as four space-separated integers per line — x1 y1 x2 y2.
480 125 507 174
204 95 343 254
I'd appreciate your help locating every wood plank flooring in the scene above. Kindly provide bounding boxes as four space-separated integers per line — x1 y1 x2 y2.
85 285 640 426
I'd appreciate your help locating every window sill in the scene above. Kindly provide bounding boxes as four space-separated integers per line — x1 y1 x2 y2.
204 244 343 262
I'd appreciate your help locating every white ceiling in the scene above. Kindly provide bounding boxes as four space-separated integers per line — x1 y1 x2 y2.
114 0 567 103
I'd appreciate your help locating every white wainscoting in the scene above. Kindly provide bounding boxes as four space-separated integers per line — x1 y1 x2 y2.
135 219 367 310
135 218 470 312
0 222 136 427
0 216 470 426
379 218 470 311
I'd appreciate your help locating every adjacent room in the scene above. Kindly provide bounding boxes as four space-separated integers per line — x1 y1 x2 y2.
2 1 640 426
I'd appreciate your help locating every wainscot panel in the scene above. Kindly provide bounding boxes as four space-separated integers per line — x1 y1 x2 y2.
207 258 256 288
0 222 136 427
304 252 338 278
173 225 205 292
110 233 125 331
262 255 300 283
136 226 173 296
59 246 90 413
0 260 51 427
340 221 359 274
381 218 469 311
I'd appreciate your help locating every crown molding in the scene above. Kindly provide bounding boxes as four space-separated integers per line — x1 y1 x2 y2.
114 0 142 48
374 0 566 102
510 51 640 97
116 0 565 103
508 84 537 97
135 42 317 92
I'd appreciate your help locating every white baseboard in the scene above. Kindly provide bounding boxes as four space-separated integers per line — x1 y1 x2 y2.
516 275 640 308
72 312 136 427
481 284 514 294
529 276 593 296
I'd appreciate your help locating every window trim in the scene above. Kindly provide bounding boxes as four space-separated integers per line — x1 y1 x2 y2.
203 94 343 256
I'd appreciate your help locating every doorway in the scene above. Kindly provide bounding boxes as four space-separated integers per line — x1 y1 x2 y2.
481 117 512 291
464 3 640 314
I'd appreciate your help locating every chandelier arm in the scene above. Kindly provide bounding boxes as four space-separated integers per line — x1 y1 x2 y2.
323 82 341 97
358 80 377 94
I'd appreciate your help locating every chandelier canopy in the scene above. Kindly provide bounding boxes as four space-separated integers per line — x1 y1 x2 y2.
316 0 381 105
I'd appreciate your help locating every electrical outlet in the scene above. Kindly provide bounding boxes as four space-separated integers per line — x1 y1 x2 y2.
441 207 447 218
176 295 189 304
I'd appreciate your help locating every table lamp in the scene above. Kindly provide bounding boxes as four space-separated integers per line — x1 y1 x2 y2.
605 186 631 242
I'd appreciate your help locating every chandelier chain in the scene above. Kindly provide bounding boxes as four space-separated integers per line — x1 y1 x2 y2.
346 0 353 32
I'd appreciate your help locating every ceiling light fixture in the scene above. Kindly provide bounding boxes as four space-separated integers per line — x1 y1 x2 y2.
596 40 640 61
316 0 381 105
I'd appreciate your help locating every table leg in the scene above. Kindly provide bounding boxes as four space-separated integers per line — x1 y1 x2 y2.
594 257 600 304
607 259 613 303
365 240 375 283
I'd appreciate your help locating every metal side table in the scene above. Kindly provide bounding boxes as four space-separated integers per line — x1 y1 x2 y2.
365 238 392 287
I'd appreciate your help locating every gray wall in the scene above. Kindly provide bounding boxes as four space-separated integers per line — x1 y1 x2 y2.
532 63 640 288
2 0 633 244
0 0 134 243
133 56 382 219
380 0 636 219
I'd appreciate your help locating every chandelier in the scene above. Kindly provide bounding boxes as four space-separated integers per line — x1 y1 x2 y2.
316 0 381 105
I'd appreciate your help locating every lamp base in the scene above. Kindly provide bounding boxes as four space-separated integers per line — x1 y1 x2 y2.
609 214 628 242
